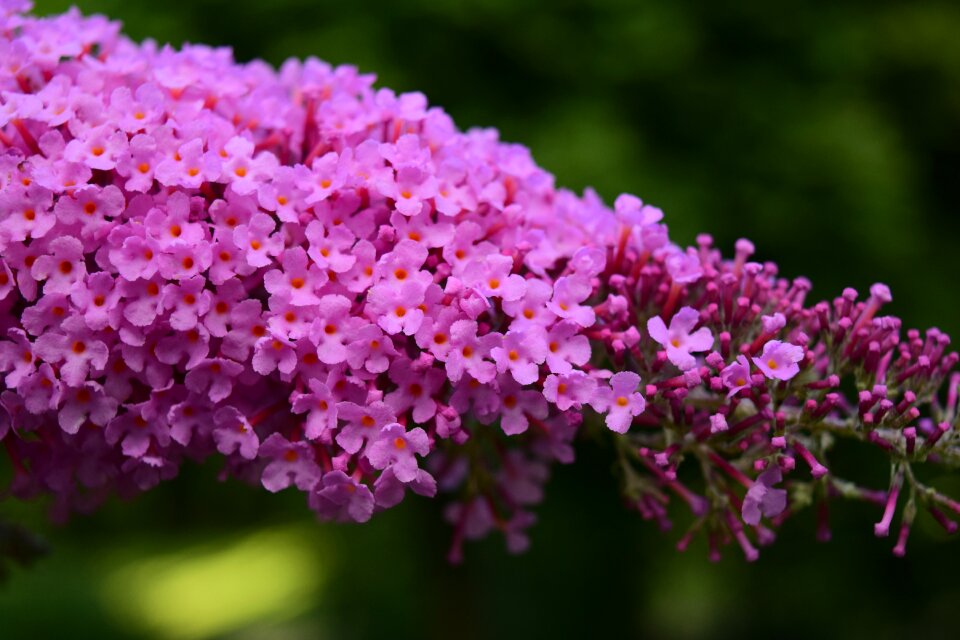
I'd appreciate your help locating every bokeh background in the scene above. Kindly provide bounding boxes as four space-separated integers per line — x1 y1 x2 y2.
3 0 960 638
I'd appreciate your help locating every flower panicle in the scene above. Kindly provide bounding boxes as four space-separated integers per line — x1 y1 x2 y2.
590 225 958 559
0 3 956 562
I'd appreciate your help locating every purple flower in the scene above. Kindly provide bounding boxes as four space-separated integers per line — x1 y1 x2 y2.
63 124 128 171
263 247 326 307
58 382 118 435
665 247 703 284
495 375 548 436
305 221 357 274
374 238 430 287
109 228 161 281
298 151 347 204
390 211 454 248
17 363 62 415
155 325 210 370
366 281 426 336
116 134 158 192
721 355 752 398
501 279 556 328
221 136 278 195
291 379 338 441
346 323 398 374
233 213 282 269
544 321 591 374
144 193 205 250
168 399 215 447
257 166 306 223
157 241 213 281
208 234 253 285
161 276 211 331
761 312 786 334
373 466 437 509
647 307 713 371
365 422 431 483
463 255 527 302
221 299 266 361
308 294 357 364
543 371 597 411
33 319 109 387
753 340 804 381
614 193 663 227
441 320 497 383
384 165 437 217
259 433 322 492
154 138 220 188
70 272 122 331
742 466 788 525
251 333 297 376
105 401 171 459
212 407 260 460
547 275 595 327
336 401 397 455
592 372 646 434
31 236 86 294
414 307 460 361
0 328 36 387
184 358 244 402
309 471 375 523
385 358 445 423
120 276 166 327
0 182 56 242
54 184 124 239
491 327 548 385
109 83 164 133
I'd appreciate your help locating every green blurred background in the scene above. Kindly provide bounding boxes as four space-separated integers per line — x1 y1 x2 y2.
3 0 960 638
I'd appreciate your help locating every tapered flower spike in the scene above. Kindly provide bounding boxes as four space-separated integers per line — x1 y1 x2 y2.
0 2 958 564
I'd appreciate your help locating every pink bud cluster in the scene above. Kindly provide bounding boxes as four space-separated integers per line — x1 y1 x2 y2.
1 3 958 562
594 226 959 560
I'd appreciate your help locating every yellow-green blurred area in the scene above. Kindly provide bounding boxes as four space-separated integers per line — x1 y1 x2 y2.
3 0 960 638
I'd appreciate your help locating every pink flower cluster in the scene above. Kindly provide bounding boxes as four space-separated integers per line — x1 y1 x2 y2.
0 2 624 550
1 3 958 562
